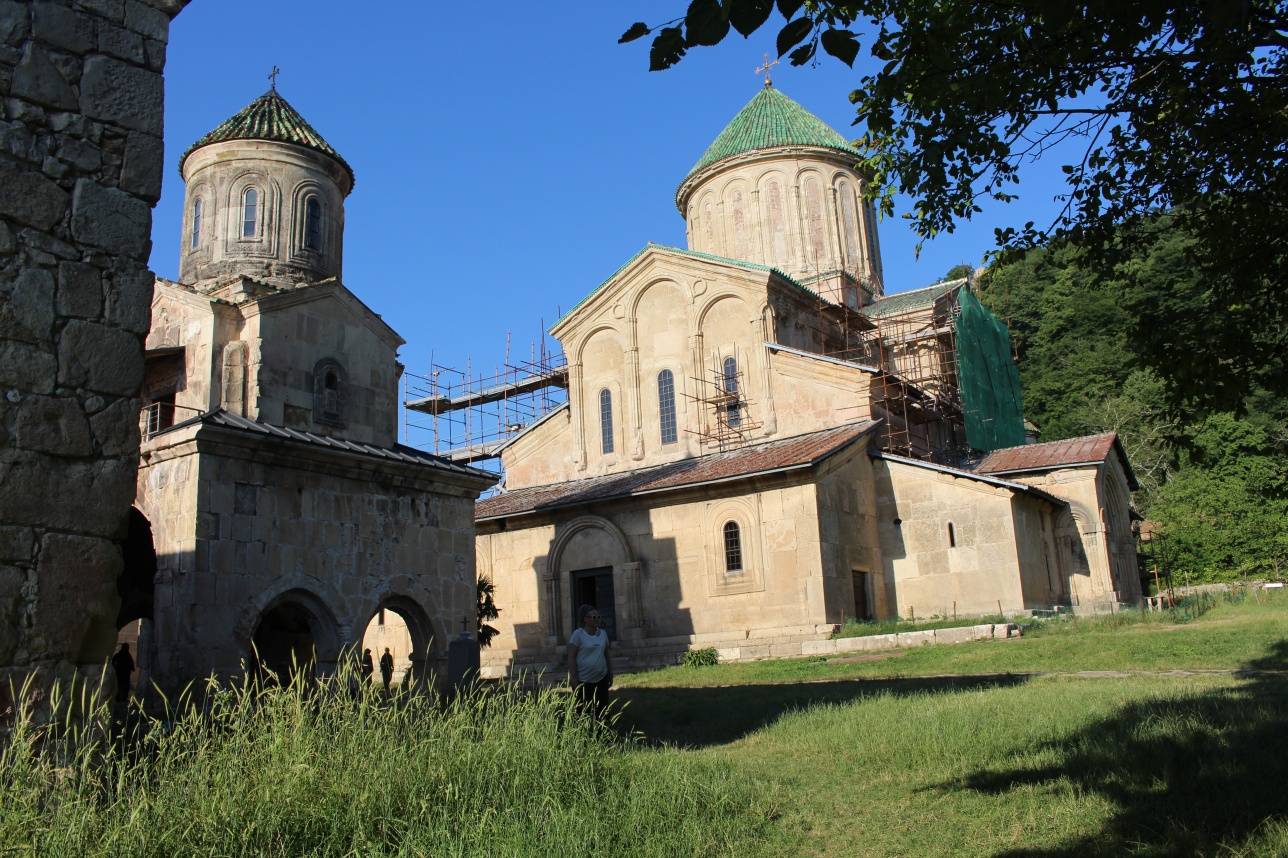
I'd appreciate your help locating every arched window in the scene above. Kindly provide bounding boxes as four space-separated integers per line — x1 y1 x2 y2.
657 369 677 445
722 356 741 428
947 522 956 548
599 388 614 454
313 358 345 426
242 187 258 238
723 521 743 573
190 198 203 249
304 196 323 251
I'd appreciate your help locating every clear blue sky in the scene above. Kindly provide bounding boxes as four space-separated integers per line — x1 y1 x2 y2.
151 2 1069 442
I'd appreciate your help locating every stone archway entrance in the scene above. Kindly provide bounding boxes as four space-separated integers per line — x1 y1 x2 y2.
360 595 437 689
250 591 341 684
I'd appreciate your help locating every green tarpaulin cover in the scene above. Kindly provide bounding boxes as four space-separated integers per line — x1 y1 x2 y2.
954 289 1026 451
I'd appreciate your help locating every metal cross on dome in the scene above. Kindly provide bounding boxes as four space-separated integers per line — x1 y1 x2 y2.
755 53 779 87
268 65 281 91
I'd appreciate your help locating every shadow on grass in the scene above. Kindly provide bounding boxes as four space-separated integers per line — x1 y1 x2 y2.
945 640 1288 856
614 673 1031 748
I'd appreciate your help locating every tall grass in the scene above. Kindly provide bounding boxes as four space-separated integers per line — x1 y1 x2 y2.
0 667 771 856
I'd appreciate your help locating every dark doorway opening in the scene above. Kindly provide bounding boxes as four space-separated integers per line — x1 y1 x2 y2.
570 567 616 641
253 602 318 683
852 570 873 622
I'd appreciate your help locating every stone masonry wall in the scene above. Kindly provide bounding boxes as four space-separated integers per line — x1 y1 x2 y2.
0 0 186 691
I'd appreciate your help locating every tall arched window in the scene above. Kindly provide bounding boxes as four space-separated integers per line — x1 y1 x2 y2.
190 198 203 249
304 196 323 251
241 188 258 238
657 369 677 445
947 522 956 548
722 356 741 428
599 388 614 454
723 521 743 573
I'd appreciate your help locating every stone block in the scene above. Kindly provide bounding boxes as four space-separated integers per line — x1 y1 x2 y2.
79 55 163 135
57 137 102 172
0 526 34 564
897 630 936 647
70 178 151 256
104 266 152 332
1 267 55 343
769 641 803 657
75 0 126 22
11 43 78 110
0 220 12 255
0 2 28 46
933 624 991 645
34 532 121 662
800 638 838 656
87 395 138 455
97 20 144 63
739 644 770 660
714 646 741 663
0 163 69 230
33 2 94 52
0 563 23 663
142 36 164 71
16 394 92 455
123 0 168 40
57 319 144 396
0 340 57 393
57 260 102 318
120 130 161 200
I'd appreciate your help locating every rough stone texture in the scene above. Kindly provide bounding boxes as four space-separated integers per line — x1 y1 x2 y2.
0 0 180 691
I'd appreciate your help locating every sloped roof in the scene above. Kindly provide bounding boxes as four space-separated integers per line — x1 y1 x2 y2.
152 409 494 482
679 87 861 197
180 89 354 187
476 420 879 521
973 431 1138 490
863 279 965 320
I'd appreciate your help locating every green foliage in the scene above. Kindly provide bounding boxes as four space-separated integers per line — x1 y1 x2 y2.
621 1 1288 414
0 669 770 855
682 647 720 667
476 575 501 648
943 262 974 282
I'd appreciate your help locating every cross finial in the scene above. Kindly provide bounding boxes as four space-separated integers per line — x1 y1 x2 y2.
268 65 281 91
755 53 779 88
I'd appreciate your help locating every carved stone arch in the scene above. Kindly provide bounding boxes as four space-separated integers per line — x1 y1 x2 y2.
695 291 752 333
235 578 346 674
289 179 329 256
313 357 346 427
629 275 688 322
545 515 642 641
574 323 624 367
357 576 442 683
550 515 633 572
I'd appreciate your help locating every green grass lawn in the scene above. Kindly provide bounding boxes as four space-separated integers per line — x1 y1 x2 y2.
3 592 1284 856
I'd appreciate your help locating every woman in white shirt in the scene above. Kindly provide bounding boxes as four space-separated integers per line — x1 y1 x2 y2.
567 604 611 717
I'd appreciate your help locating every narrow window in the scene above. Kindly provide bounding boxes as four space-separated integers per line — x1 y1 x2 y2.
657 369 677 445
304 196 322 251
190 198 203 249
948 522 956 548
722 356 741 428
242 188 258 238
723 521 743 573
599 388 614 454
324 370 339 415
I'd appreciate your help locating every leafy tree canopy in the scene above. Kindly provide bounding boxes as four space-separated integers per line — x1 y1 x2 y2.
622 1 1287 414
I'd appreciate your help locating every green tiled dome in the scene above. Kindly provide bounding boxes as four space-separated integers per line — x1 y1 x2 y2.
180 89 354 187
679 87 860 196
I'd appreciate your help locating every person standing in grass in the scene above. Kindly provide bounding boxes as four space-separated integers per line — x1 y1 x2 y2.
568 604 611 718
361 648 374 685
380 647 394 691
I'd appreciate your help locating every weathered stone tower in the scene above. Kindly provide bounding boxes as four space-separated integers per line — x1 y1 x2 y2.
675 85 884 305
177 87 352 288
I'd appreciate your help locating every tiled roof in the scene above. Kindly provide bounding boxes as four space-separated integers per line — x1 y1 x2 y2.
153 409 494 482
180 89 355 187
974 431 1137 489
679 87 861 195
863 279 965 320
552 242 813 330
476 420 879 520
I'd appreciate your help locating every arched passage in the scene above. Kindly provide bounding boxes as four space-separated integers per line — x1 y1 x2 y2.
113 508 159 699
359 594 437 690
248 589 342 684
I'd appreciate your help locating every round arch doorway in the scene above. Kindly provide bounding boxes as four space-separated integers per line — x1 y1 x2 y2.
359 596 437 691
250 592 341 685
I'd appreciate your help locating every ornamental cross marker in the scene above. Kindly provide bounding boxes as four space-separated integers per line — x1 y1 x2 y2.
268 65 281 91
755 53 779 88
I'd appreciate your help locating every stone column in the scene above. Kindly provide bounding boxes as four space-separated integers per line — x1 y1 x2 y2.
567 360 584 471
0 0 188 693
615 560 643 642
625 346 642 460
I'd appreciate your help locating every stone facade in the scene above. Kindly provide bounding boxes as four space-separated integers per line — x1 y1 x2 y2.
1 0 187 691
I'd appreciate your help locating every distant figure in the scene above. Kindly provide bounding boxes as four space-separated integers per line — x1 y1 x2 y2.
380 647 394 691
111 643 134 703
361 648 374 684
567 604 611 718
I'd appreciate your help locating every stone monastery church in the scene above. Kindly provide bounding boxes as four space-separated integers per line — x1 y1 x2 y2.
124 81 1141 690
469 84 1142 676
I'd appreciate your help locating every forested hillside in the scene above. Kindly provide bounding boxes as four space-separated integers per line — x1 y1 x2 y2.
974 223 1288 584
